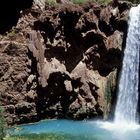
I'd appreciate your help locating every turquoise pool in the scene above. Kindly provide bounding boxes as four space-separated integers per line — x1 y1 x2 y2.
7 119 140 140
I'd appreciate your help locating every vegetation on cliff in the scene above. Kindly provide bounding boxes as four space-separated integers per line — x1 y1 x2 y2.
0 0 131 125
0 107 5 140
127 0 139 3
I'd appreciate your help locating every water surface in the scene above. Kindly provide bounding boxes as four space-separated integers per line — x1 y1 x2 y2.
7 119 140 140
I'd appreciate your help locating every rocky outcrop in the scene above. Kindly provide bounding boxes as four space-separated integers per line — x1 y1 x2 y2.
0 1 131 125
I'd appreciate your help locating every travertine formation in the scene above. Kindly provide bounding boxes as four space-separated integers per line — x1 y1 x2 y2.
0 0 131 125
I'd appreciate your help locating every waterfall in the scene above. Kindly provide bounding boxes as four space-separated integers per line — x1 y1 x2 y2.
114 5 140 124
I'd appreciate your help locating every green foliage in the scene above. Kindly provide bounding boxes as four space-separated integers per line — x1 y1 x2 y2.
0 107 5 140
126 0 139 4
6 133 106 140
105 74 113 104
104 71 116 119
72 0 87 4
44 0 57 7
95 0 111 4
6 134 66 140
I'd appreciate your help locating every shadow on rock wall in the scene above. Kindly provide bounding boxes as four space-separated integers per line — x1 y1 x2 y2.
36 72 78 119
0 0 33 34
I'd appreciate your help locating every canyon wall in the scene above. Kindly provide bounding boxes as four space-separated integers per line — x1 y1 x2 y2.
0 0 131 125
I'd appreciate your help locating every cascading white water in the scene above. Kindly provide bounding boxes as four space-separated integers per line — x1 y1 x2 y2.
114 5 140 125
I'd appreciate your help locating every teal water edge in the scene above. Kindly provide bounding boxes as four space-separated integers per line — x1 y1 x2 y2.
7 119 140 140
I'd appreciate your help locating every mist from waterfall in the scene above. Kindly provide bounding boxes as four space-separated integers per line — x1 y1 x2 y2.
114 5 140 125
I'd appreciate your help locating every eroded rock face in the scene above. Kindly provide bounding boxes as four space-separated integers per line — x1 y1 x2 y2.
0 1 131 125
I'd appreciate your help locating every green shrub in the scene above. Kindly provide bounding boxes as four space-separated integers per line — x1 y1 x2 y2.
44 0 57 6
72 0 87 4
126 0 139 4
104 70 117 119
0 107 5 140
96 0 111 4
